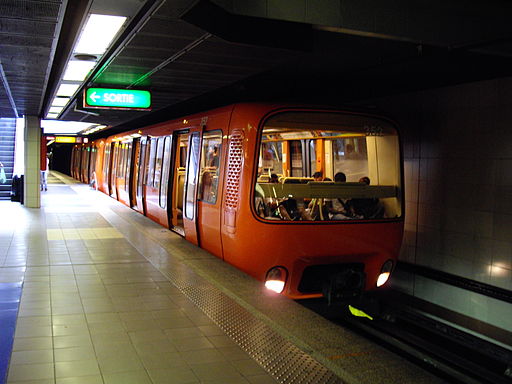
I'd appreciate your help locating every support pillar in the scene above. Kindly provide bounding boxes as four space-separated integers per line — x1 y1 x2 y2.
24 116 41 208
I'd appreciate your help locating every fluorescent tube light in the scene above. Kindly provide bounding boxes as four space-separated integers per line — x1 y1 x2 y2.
74 14 127 55
49 106 64 114
56 83 80 97
52 97 70 107
63 61 96 81
46 113 59 119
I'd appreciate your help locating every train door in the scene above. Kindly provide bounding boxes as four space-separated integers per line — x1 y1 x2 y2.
182 132 201 245
130 138 141 209
196 130 223 256
169 131 189 236
135 137 148 214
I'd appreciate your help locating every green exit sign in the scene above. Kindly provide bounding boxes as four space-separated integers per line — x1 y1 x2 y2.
84 88 151 110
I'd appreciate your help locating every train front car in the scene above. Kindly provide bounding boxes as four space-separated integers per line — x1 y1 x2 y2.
223 105 404 302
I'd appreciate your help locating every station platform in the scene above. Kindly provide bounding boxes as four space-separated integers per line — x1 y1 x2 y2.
0 171 446 384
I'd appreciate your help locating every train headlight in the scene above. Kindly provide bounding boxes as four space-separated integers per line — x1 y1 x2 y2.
265 267 288 294
376 260 394 287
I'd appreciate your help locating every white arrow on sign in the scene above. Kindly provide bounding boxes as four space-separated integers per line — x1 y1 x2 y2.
89 92 100 103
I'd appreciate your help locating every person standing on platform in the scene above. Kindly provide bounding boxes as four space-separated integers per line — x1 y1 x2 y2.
0 161 6 184
40 156 49 191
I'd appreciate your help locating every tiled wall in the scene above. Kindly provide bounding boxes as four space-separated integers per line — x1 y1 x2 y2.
373 77 512 333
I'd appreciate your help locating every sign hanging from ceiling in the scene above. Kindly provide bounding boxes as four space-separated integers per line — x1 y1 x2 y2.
84 87 151 110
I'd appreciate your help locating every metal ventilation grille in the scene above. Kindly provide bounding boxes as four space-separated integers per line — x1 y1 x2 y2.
0 0 60 20
163 265 344 384
224 130 244 209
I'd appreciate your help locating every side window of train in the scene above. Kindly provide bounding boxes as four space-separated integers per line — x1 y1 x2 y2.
103 145 110 181
112 144 119 178
124 143 132 192
198 130 222 204
137 139 147 196
154 138 165 190
159 137 172 209
146 138 157 187
117 144 124 178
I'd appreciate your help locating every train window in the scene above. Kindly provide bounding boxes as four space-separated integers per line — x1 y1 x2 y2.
289 140 304 176
154 138 165 190
198 130 222 204
159 137 172 209
117 144 124 179
103 144 111 182
308 140 316 176
146 138 157 187
137 139 147 197
89 147 97 176
184 133 200 220
255 111 402 222
124 142 132 192
112 143 120 181
260 141 283 176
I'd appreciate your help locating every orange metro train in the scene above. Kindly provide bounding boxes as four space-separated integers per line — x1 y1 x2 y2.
71 103 404 302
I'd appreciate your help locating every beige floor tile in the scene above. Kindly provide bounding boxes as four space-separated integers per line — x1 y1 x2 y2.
138 351 188 370
164 327 203 340
55 360 101 378
128 329 167 344
97 354 144 374
132 339 177 355
52 314 87 326
7 379 54 384
191 362 244 381
53 335 93 349
56 375 104 384
53 324 90 337
147 367 199 384
51 305 84 316
7 363 55 381
180 348 228 365
102 370 152 384
246 375 278 384
54 346 97 362
9 350 54 365
230 359 268 376
15 316 51 327
14 325 52 338
85 312 122 324
171 336 215 352
12 336 53 352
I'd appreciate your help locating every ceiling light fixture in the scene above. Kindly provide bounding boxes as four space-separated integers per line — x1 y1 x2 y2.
52 97 70 107
57 84 81 97
63 60 96 82
47 13 127 119
74 14 127 55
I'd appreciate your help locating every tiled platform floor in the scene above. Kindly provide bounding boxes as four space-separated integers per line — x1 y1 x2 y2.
0 172 446 384
0 174 277 384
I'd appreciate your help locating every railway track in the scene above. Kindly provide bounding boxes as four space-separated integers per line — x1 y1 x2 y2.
299 293 512 384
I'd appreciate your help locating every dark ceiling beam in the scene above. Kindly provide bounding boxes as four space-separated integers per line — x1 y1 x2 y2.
207 0 512 49
181 0 313 51
0 61 19 118
39 0 93 118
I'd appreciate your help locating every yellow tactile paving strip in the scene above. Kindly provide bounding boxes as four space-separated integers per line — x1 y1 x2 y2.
46 228 124 241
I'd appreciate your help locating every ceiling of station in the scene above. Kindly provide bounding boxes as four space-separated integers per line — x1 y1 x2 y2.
1 0 512 137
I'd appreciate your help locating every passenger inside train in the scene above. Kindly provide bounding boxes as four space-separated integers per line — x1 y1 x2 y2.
255 111 401 221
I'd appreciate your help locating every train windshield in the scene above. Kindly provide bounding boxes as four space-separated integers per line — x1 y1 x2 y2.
255 111 402 221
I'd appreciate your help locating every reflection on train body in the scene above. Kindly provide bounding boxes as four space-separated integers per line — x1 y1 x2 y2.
72 103 404 301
